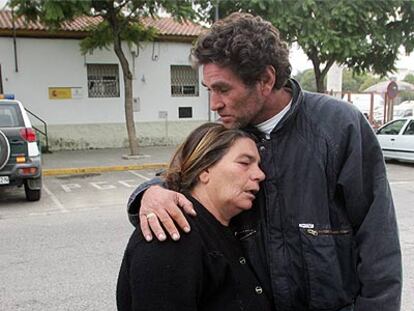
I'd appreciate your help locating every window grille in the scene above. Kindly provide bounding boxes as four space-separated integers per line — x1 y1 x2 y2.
178 107 193 118
171 65 199 97
87 64 120 98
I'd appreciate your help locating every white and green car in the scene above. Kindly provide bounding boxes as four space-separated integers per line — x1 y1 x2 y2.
0 95 42 201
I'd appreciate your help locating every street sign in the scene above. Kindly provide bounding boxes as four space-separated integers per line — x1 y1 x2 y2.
159 111 168 119
387 81 398 99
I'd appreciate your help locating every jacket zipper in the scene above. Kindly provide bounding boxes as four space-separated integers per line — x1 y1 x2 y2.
305 228 351 236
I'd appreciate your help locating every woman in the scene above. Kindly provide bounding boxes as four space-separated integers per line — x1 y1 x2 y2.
117 123 270 311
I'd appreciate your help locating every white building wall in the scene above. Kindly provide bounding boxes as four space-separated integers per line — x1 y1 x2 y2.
0 36 209 150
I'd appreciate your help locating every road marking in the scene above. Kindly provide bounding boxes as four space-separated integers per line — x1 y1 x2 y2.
42 185 68 213
390 181 414 185
118 180 138 188
90 181 117 190
128 171 151 181
61 183 82 193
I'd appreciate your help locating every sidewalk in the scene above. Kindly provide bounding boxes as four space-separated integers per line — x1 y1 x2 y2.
42 145 178 176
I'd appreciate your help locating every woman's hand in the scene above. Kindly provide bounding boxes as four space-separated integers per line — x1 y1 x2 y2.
139 185 196 242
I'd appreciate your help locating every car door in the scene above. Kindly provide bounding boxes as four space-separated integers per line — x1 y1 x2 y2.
376 119 408 160
393 119 414 162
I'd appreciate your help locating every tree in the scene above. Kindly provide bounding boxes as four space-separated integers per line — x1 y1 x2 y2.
403 73 414 85
342 70 385 93
358 75 385 92
294 69 317 92
204 0 414 93
10 0 197 155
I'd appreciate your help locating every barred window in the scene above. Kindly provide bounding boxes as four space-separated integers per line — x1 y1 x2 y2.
171 65 199 97
87 64 120 98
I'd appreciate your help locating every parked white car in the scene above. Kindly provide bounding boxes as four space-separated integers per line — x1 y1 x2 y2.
393 101 414 119
376 117 414 163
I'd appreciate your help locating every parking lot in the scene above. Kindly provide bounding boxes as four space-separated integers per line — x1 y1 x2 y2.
0 169 155 219
1 164 414 310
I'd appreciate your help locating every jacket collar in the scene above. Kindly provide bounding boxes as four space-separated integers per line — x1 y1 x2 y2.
243 78 303 139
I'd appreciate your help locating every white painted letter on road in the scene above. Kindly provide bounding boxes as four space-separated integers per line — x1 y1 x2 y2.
90 181 116 190
61 183 81 193
118 180 137 188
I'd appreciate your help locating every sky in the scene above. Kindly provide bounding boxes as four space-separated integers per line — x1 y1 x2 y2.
1 0 413 75
289 43 414 76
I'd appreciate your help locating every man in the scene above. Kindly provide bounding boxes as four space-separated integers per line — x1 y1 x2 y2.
127 13 401 311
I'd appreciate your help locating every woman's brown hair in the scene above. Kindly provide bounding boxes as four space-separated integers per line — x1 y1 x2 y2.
163 123 255 193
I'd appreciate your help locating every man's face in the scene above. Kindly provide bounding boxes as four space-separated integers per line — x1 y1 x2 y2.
202 63 265 129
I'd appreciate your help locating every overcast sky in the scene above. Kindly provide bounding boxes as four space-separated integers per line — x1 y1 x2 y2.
1 0 412 74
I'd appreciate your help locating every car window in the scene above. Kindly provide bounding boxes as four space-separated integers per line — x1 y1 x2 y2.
377 119 407 135
403 120 414 135
0 103 24 127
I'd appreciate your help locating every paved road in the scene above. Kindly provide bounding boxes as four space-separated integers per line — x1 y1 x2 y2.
0 170 153 311
0 164 413 310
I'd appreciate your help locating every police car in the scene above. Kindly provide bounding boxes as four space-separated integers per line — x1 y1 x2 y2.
0 94 42 201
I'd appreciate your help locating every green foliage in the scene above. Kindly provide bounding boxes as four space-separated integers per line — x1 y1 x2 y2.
294 69 317 92
400 74 414 101
359 75 386 92
400 90 414 101
342 70 385 92
403 73 414 85
10 0 90 29
295 68 385 93
11 0 197 53
200 0 414 92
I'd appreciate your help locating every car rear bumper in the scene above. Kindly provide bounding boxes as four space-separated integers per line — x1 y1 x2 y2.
0 155 42 187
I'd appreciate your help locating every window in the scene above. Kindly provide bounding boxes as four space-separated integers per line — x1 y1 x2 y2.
403 121 414 135
87 64 120 98
178 107 193 118
377 119 406 135
0 104 23 127
171 65 199 97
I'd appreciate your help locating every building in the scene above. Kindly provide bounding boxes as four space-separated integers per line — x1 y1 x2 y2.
0 10 209 150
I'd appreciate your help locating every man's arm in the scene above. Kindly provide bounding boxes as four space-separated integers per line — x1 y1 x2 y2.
337 115 402 310
127 177 196 241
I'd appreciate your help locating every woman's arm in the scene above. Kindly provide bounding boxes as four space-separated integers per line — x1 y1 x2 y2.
117 231 203 311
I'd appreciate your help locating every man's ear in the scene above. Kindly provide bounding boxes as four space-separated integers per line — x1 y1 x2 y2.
199 169 210 184
259 65 276 96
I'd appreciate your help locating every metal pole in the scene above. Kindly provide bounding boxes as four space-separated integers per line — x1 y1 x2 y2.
369 92 374 124
215 0 220 21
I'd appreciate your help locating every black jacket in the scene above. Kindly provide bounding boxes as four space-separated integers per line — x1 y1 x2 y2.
127 79 402 311
118 196 272 311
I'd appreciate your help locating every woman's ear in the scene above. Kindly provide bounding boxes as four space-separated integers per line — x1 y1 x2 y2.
198 169 210 184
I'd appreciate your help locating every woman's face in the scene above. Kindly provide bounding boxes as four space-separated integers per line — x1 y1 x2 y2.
198 137 265 223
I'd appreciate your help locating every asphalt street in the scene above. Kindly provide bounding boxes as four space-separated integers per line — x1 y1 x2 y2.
0 164 413 311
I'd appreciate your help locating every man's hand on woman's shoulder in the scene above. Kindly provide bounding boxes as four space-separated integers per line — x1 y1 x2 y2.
139 185 196 242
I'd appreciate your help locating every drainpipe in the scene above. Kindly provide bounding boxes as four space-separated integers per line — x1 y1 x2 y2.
12 7 19 72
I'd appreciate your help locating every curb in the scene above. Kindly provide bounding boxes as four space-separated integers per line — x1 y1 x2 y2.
43 163 168 176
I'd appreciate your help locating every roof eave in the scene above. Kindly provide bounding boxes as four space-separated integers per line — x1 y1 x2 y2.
0 29 198 42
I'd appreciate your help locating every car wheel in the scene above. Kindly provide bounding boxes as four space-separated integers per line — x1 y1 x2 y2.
24 181 42 201
0 130 10 170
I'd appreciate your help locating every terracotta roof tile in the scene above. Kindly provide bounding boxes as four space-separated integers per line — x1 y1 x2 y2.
0 10 204 38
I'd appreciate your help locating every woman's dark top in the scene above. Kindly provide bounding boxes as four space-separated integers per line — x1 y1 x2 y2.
116 196 272 311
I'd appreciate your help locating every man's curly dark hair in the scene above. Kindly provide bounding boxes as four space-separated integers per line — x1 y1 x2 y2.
192 12 291 90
